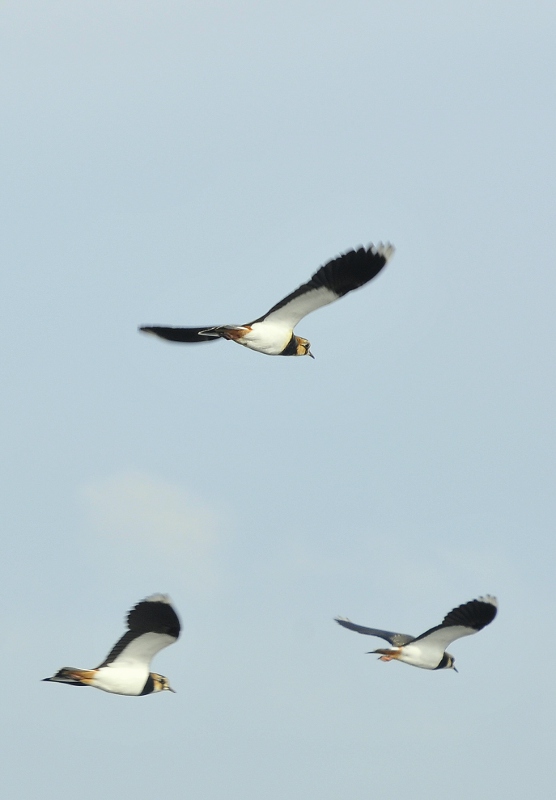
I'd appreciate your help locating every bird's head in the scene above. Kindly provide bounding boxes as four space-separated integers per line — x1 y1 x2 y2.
444 653 458 672
151 673 176 692
295 337 315 358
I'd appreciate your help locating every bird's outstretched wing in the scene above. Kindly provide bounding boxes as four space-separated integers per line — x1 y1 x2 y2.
139 325 221 343
411 596 498 650
334 617 415 646
96 594 181 669
256 244 394 328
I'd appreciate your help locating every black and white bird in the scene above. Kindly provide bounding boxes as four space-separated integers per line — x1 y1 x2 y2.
140 243 394 358
335 596 497 671
43 594 180 695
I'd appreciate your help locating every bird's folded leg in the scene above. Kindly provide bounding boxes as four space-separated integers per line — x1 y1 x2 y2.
369 648 399 662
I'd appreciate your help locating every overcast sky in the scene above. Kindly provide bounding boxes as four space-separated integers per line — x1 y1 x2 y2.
2 2 555 798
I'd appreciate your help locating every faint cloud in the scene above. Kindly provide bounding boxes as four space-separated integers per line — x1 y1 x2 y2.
81 472 218 585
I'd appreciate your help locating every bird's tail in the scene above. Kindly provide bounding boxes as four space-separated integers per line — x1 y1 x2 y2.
43 667 96 686
369 648 400 661
200 325 251 341
197 326 223 337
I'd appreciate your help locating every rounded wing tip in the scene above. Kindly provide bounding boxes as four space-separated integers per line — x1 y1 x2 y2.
477 594 498 607
144 593 172 604
371 242 395 261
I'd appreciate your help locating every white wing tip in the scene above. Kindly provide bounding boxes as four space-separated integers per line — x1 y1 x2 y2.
477 595 498 607
144 593 172 604
371 242 395 262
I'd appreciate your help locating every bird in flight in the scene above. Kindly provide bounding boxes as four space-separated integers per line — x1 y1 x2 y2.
335 595 497 671
43 594 180 695
140 243 394 358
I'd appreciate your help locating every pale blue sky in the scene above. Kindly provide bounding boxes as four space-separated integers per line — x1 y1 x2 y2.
2 2 555 798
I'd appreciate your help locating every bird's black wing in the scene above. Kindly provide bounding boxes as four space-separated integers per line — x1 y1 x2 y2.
96 595 181 668
255 244 393 328
139 325 221 343
412 596 498 645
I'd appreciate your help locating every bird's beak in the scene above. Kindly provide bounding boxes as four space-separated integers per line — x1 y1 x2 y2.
308 350 315 359
453 667 458 673
167 685 176 692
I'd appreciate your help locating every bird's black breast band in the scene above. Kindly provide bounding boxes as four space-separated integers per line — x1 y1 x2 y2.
139 675 155 695
280 334 298 356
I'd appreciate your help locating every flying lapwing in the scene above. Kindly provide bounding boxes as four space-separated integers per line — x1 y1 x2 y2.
335 596 497 671
43 594 180 695
140 243 394 358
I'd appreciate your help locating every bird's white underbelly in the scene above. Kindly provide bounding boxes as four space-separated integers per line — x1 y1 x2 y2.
93 665 150 695
398 643 443 670
240 322 293 355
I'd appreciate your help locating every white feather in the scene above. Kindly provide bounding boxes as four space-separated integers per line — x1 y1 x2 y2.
239 322 295 355
109 632 177 669
263 286 339 328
